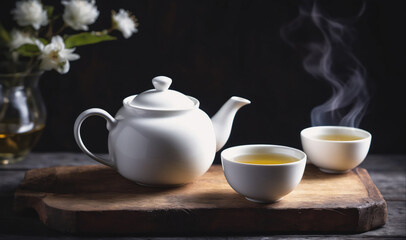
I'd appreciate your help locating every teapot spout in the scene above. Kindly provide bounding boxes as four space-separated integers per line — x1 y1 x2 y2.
211 96 250 152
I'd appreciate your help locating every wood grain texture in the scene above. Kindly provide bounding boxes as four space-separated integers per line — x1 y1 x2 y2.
14 164 387 234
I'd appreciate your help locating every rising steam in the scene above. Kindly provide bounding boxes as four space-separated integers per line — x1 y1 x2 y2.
281 1 369 128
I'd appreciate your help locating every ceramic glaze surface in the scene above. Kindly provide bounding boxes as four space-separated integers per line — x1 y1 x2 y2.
109 103 216 185
221 144 306 203
74 76 250 186
301 126 371 173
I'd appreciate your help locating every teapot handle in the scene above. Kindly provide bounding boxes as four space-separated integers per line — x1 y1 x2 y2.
74 108 117 169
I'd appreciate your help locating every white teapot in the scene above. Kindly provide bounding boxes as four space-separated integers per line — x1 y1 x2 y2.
74 76 250 186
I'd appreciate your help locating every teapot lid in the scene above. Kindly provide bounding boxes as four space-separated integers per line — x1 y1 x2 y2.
129 76 195 110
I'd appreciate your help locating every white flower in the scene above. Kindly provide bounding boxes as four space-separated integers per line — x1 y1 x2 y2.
112 9 138 39
62 0 99 31
9 30 35 49
38 36 80 74
11 0 48 30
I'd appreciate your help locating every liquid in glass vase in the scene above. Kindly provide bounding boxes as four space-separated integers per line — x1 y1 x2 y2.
0 124 44 164
0 67 46 165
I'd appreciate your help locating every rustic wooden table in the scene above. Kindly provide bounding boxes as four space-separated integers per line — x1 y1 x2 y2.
0 153 405 239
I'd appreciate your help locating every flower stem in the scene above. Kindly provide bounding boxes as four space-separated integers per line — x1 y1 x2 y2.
45 21 54 39
55 24 67 36
24 57 35 75
106 27 115 34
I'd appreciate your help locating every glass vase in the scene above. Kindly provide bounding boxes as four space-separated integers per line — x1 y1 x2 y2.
0 71 46 165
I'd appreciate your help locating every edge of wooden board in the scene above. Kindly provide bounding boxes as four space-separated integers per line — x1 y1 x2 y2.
353 168 388 232
13 165 388 234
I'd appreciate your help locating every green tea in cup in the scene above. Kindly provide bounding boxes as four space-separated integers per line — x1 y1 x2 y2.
234 153 299 165
317 134 364 141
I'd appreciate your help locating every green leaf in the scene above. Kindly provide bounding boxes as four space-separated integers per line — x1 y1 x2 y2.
51 14 60 21
64 32 116 48
0 23 10 43
15 44 41 57
38 38 48 45
44 5 54 18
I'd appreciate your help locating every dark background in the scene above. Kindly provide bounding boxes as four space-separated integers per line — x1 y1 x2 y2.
1 0 405 161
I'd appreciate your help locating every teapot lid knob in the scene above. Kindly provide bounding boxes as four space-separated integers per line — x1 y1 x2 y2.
152 76 172 91
129 76 195 110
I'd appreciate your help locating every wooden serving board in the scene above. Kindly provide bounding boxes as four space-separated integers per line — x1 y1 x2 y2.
14 164 387 234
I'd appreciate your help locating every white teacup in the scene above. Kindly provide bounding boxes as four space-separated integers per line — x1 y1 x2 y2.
301 126 372 173
221 144 306 203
